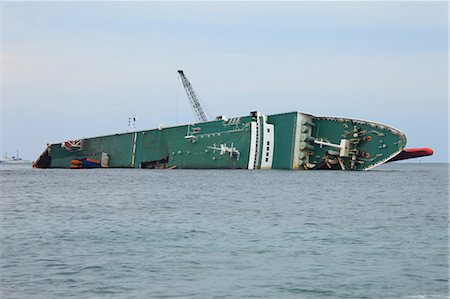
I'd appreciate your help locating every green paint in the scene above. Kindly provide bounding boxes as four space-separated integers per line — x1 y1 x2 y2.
39 111 407 171
268 112 298 169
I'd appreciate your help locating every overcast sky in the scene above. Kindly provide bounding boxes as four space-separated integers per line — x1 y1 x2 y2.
1 1 448 162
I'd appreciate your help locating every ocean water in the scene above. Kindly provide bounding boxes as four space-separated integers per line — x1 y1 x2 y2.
0 163 448 299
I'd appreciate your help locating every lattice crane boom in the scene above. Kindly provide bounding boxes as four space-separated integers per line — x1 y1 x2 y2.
177 70 208 122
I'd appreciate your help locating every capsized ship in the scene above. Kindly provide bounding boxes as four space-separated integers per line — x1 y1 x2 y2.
33 70 433 170
34 111 408 171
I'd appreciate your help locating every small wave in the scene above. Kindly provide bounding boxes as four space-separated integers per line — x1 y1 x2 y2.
81 265 103 271
278 286 335 296
403 295 450 299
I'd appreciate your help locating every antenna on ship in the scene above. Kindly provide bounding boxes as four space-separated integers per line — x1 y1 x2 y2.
177 70 211 122
128 114 136 131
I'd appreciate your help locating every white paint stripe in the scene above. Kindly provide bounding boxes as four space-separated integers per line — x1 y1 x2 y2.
247 122 257 169
131 132 137 168
254 115 262 169
260 123 274 169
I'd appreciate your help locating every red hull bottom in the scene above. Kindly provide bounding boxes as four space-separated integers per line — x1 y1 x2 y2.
387 148 434 163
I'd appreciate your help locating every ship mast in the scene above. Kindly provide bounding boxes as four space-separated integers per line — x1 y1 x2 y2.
177 70 209 122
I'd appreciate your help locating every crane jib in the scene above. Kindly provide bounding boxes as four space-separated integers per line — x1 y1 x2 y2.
177 70 209 122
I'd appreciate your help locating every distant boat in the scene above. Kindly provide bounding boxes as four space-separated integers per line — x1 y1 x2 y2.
0 150 31 164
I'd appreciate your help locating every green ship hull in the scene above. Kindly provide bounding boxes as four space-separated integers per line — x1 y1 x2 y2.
34 111 406 171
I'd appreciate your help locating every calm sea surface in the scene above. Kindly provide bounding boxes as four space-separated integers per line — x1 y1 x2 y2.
1 163 448 299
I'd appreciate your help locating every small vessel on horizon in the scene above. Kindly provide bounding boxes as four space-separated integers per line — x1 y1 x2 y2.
0 150 31 164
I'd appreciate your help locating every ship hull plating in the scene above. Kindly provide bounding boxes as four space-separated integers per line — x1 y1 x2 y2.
34 111 407 171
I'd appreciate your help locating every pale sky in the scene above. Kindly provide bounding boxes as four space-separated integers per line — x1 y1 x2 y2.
1 1 448 162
